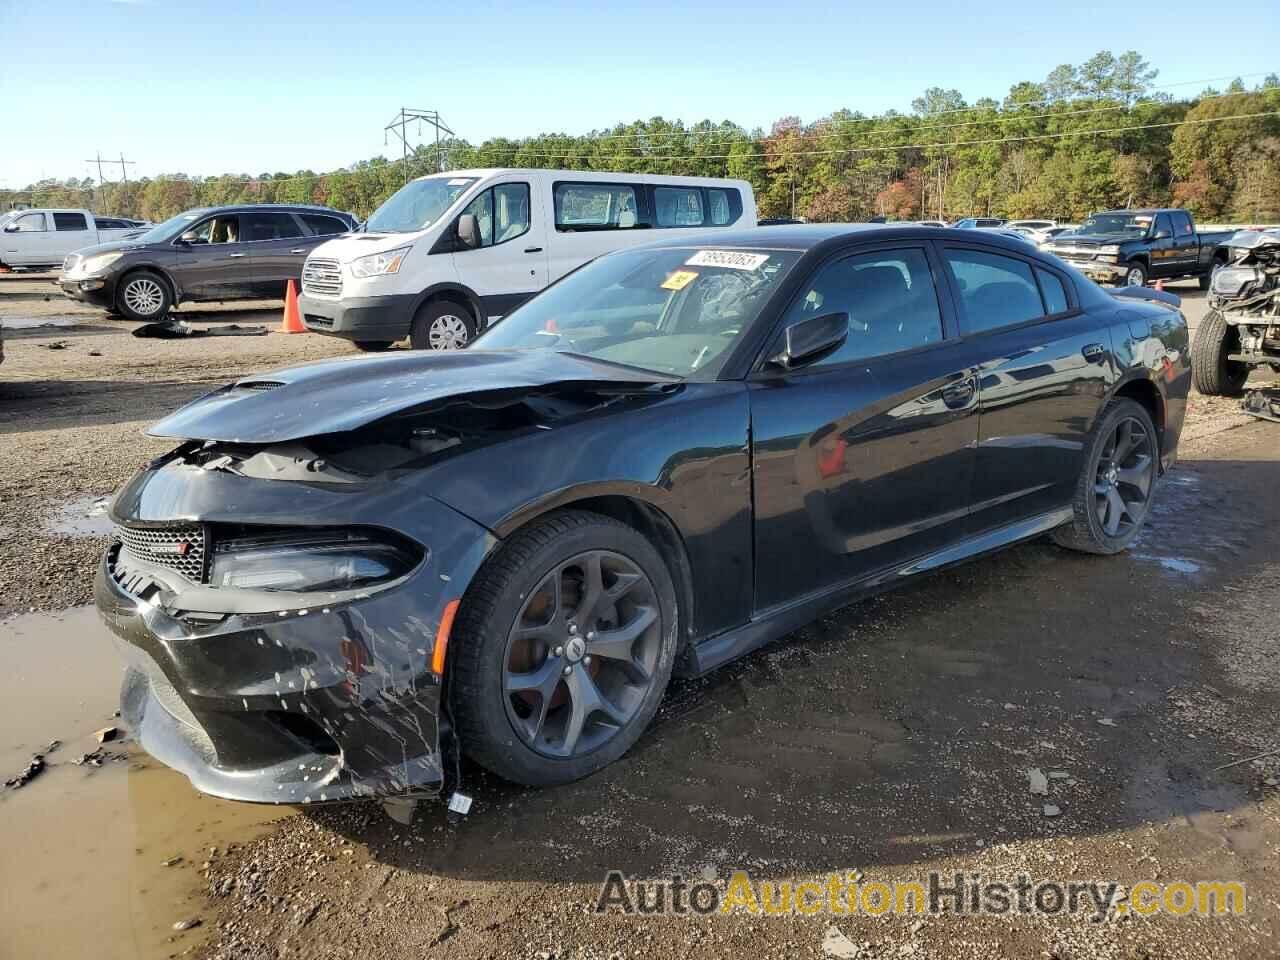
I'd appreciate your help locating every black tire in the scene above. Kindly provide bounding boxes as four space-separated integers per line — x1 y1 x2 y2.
449 509 679 787
352 340 394 352
1052 398 1159 556
1191 308 1248 397
115 270 172 321
1121 261 1147 288
409 299 476 351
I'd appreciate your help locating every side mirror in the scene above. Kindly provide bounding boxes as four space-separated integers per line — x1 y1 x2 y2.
1153 229 1171 240
456 214 480 250
769 312 849 368
177 231 199 245
2 223 18 233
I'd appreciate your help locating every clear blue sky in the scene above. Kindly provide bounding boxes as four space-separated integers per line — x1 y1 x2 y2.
2 0 1276 189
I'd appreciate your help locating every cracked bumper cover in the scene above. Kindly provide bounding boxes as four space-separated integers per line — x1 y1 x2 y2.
94 462 496 804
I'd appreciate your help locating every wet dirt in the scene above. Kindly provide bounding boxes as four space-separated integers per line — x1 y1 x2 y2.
0 607 288 960
44 494 116 537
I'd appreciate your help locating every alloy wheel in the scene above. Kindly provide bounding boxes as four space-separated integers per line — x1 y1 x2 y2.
1126 266 1145 287
502 550 662 759
123 278 164 316
1093 416 1155 537
428 314 469 349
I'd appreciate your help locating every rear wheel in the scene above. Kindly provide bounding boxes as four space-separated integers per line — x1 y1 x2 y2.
410 300 475 350
1053 398 1158 555
1191 308 1248 396
115 270 172 321
449 510 678 787
352 340 394 352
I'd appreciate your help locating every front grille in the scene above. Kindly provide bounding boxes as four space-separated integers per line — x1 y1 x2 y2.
237 380 285 391
117 523 207 582
302 257 342 297
304 314 334 329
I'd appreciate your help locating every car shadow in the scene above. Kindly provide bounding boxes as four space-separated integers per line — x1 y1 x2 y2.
312 448 1280 884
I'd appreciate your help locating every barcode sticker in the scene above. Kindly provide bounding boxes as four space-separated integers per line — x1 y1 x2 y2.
686 250 770 271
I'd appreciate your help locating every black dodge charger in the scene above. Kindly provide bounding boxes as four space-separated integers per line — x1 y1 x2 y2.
95 225 1189 804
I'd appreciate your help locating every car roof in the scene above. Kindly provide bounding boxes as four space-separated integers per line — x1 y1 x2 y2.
635 223 1043 257
195 203 351 215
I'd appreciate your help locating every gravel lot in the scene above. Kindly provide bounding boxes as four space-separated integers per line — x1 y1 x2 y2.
2 274 1278 960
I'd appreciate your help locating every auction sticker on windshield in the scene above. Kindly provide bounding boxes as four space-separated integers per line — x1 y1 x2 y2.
661 270 699 291
686 250 771 271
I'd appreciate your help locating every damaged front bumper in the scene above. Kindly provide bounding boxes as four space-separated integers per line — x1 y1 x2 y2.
93 460 496 804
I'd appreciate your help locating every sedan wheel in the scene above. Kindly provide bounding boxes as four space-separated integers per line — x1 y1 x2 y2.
1092 416 1154 538
503 550 663 759
449 510 678 787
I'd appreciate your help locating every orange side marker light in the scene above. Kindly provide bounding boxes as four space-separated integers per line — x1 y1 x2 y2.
432 599 460 676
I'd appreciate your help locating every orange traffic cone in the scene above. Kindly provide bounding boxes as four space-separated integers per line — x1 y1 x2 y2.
279 280 306 334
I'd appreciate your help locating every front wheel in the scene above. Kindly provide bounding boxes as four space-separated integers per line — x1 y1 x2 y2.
115 270 172 321
1052 398 1159 555
449 510 679 787
1122 261 1147 288
410 300 475 350
1191 308 1248 396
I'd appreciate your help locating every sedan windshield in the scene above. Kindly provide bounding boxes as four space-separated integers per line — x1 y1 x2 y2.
134 209 210 243
472 246 803 377
365 176 478 233
1082 213 1153 235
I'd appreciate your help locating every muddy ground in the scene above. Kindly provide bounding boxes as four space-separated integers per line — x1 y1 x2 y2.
1 276 1278 960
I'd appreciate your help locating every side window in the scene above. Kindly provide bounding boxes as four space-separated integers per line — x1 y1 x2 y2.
493 183 530 244
241 212 304 241
95 218 122 229
1172 212 1193 238
188 215 241 244
301 214 349 236
13 213 47 232
53 212 88 231
707 189 731 226
654 187 703 227
1154 213 1173 238
782 247 944 367
945 248 1045 334
1036 268 1070 314
554 183 640 231
461 189 494 247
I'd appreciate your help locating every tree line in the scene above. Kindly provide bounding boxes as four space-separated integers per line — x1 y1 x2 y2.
6 51 1279 226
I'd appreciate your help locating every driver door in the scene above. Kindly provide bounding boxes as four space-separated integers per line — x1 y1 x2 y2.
174 213 248 300
450 181 548 327
749 243 980 612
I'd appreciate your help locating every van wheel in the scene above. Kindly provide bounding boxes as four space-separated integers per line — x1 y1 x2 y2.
116 270 172 321
352 340 394 352
410 300 475 350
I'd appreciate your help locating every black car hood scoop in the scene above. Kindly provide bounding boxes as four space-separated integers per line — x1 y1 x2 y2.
148 349 670 443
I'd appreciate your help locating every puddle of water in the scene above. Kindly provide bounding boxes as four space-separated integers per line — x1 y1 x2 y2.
45 494 115 537
0 607 290 960
2 316 84 330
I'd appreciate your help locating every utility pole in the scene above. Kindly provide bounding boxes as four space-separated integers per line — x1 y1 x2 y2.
83 151 136 212
384 109 454 184
117 153 135 188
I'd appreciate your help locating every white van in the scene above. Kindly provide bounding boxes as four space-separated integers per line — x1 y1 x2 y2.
298 169 756 350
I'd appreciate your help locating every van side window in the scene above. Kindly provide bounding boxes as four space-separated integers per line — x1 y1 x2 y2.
655 187 703 227
493 183 530 243
554 183 640 231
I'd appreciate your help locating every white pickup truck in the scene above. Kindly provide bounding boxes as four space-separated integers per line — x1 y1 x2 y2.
1 209 148 269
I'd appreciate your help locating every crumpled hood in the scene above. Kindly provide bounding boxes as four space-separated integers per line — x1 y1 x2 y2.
148 349 669 443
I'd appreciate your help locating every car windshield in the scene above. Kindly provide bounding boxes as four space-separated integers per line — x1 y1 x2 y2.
134 209 209 243
473 246 804 377
1082 213 1153 235
365 176 478 233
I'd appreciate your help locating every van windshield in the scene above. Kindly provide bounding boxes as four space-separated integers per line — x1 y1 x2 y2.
472 246 803 378
365 177 478 233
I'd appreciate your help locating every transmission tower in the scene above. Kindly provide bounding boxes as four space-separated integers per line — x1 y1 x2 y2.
384 108 454 183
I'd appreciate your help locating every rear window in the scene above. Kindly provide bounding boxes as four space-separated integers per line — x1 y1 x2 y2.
301 214 349 236
945 248 1046 334
53 212 88 231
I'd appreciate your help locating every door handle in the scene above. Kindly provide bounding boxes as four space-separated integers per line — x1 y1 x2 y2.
290 248 306 254
523 246 543 254
941 378 975 410
228 253 246 258
1082 343 1106 363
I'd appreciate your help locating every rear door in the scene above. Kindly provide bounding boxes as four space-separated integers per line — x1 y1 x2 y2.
749 242 980 611
239 211 311 298
938 243 1116 531
450 179 547 324
51 212 92 260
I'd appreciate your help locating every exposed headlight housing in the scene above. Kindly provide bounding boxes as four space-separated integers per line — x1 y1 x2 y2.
208 528 421 593
349 246 409 279
1212 265 1265 300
